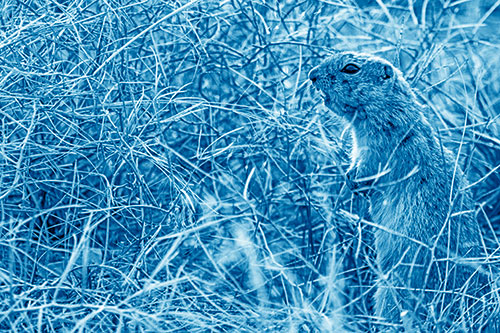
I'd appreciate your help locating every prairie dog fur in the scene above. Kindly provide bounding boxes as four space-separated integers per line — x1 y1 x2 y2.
309 51 497 331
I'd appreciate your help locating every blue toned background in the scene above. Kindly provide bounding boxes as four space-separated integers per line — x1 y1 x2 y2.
0 1 498 331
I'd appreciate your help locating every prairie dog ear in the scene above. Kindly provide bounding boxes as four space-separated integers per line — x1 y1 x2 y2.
382 64 393 80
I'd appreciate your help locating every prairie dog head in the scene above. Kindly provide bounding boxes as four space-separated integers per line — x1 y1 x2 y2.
309 51 414 118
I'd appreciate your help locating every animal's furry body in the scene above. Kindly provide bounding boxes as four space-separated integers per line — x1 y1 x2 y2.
309 51 497 331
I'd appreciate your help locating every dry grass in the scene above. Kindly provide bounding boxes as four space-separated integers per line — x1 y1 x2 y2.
0 0 499 331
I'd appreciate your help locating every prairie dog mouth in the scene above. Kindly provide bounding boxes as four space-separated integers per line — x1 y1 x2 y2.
316 88 330 103
311 83 327 99
310 80 333 105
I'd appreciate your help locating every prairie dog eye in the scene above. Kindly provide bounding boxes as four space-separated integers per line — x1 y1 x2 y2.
340 63 360 74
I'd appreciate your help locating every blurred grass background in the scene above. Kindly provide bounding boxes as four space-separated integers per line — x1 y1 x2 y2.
0 0 499 331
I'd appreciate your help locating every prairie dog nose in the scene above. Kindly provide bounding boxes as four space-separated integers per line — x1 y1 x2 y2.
308 67 318 82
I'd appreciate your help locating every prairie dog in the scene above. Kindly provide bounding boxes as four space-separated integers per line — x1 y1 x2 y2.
309 51 497 331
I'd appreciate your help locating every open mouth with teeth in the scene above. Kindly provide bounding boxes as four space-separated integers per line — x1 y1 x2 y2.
312 84 331 104
311 82 350 116
311 83 321 94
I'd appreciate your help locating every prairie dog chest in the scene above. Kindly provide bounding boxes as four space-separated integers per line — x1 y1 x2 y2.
348 129 370 174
